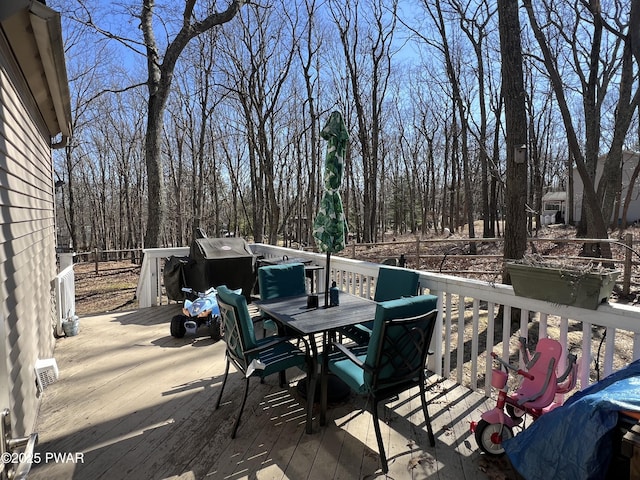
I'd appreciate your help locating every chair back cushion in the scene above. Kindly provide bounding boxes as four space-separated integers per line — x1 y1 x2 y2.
217 285 258 354
258 263 307 301
365 295 438 389
373 266 420 302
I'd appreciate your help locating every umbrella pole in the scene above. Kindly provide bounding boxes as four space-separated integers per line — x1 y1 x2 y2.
324 252 331 308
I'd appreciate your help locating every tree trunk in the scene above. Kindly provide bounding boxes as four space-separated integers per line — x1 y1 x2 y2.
498 0 528 281
140 0 243 247
64 144 78 250
598 34 640 227
577 0 604 236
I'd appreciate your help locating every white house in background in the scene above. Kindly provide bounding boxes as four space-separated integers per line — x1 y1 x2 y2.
572 151 640 224
0 0 71 455
541 191 568 224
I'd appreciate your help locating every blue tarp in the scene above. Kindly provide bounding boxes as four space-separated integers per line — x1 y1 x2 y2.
503 359 640 480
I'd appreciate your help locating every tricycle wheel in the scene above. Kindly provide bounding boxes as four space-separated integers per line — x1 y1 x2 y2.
209 315 222 341
474 419 513 456
170 315 186 338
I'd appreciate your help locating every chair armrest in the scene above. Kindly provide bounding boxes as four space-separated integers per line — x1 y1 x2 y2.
252 313 269 324
244 335 307 355
330 341 368 370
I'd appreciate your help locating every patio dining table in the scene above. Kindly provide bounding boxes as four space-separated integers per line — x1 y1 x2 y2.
254 292 377 427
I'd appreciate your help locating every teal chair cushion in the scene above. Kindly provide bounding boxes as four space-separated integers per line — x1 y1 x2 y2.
328 348 369 395
217 285 258 350
258 263 307 300
373 266 420 302
365 295 437 371
338 266 421 345
258 263 307 336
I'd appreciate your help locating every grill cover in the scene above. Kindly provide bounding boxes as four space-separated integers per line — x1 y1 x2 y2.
186 237 256 300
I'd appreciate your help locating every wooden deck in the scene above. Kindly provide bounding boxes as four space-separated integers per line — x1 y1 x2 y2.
29 304 515 480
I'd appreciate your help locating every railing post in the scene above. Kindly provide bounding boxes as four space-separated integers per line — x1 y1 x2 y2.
94 248 99 274
624 233 632 296
59 252 75 270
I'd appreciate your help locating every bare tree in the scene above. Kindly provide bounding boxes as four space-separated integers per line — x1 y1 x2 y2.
498 0 528 274
596 2 640 228
51 2 114 251
451 0 496 238
140 0 245 247
329 0 397 243
298 0 322 247
523 0 613 258
218 1 299 244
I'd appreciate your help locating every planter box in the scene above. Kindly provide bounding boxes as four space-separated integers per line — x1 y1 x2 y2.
506 262 620 310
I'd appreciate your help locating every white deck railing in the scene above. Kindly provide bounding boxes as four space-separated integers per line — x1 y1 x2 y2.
54 264 75 337
137 243 640 396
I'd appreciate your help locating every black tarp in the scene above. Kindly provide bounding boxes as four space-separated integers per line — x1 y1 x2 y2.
163 255 191 301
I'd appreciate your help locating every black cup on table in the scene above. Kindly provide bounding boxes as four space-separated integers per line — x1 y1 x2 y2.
306 294 319 309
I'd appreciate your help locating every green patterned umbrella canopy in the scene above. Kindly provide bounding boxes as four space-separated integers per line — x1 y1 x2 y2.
313 111 349 254
313 111 349 305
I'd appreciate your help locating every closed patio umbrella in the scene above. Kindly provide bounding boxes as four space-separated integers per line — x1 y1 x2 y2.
312 111 349 307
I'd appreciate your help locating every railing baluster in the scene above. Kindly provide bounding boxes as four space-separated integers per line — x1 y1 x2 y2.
431 291 445 377
581 322 592 388
502 307 512 361
456 292 465 385
485 301 496 397
604 326 615 377
539 312 548 339
519 309 530 369
444 293 452 378
470 298 480 391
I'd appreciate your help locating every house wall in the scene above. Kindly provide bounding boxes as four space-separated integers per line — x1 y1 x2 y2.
0 31 57 436
572 152 640 224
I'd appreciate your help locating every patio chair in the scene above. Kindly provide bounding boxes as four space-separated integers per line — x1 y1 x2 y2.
258 263 307 337
215 285 316 438
323 295 438 473
339 266 421 344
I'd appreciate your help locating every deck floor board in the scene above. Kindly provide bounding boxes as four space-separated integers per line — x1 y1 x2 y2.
30 304 511 480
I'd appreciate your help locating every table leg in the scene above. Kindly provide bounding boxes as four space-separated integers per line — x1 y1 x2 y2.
298 333 319 433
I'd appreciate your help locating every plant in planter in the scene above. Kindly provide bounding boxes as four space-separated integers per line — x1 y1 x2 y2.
506 254 620 310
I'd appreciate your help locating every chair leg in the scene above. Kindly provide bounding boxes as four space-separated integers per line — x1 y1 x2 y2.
232 377 251 439
371 399 389 473
215 358 230 410
420 379 436 446
320 359 328 426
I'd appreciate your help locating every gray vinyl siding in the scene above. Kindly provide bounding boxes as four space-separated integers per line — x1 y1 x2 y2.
0 31 57 436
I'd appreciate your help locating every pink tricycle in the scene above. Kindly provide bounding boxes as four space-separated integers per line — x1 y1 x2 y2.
471 337 578 456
